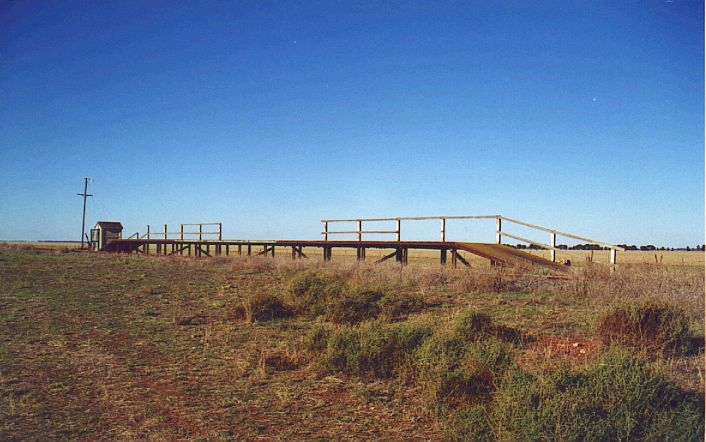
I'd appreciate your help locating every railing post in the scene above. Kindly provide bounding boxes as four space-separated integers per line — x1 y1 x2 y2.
324 221 328 241
164 224 168 240
440 218 446 242
396 219 401 241
180 224 184 241
218 223 222 241
610 248 617 265
357 220 362 242
549 232 557 262
199 224 202 241
147 225 150 240
495 217 502 244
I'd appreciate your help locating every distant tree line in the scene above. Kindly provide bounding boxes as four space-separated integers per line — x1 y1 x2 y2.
510 243 705 252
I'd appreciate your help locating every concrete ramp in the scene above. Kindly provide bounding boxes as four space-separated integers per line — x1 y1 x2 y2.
453 242 568 272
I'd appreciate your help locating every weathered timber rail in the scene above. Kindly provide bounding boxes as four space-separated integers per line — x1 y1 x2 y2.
98 214 624 272
100 238 568 271
321 215 624 265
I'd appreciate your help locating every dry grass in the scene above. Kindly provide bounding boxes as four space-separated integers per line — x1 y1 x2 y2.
0 245 702 440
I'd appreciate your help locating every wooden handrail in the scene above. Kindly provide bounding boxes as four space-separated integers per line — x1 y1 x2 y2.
144 222 223 241
500 232 559 251
321 215 498 222
145 231 221 236
499 216 624 251
321 214 621 265
322 230 398 235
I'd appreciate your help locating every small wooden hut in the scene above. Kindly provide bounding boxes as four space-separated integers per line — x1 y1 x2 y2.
91 221 123 251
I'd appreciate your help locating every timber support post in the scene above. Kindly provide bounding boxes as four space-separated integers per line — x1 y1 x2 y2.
395 247 405 264
453 250 470 267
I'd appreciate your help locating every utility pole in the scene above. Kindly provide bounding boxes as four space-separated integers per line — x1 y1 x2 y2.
77 177 93 248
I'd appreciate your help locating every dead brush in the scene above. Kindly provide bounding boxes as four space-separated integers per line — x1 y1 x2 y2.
242 256 277 273
414 266 456 287
453 268 510 293
573 264 704 322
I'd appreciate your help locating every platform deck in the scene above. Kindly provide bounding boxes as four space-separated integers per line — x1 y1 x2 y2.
101 238 567 272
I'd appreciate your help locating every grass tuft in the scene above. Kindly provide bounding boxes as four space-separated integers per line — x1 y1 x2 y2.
415 329 513 414
596 300 691 354
288 270 347 317
327 289 383 324
445 405 493 442
324 318 434 378
288 270 425 323
241 292 294 322
490 349 704 441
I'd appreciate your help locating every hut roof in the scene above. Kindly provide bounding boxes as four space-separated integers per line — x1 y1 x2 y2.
94 221 123 229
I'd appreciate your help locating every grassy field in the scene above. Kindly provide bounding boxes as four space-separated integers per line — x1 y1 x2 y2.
0 246 703 440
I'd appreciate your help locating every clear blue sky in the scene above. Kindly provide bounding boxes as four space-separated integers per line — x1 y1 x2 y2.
1 1 703 246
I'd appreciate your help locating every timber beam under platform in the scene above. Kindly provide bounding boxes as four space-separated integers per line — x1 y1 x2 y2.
100 239 568 272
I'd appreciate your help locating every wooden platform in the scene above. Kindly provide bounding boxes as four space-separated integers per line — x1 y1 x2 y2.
101 238 568 272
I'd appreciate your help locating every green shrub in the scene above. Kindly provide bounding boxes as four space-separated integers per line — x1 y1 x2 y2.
303 323 334 353
288 270 347 317
416 333 512 413
378 291 425 321
489 349 705 441
288 271 427 324
452 310 523 344
327 289 383 324
453 310 493 340
445 405 493 442
325 319 434 378
596 300 691 354
241 292 293 322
